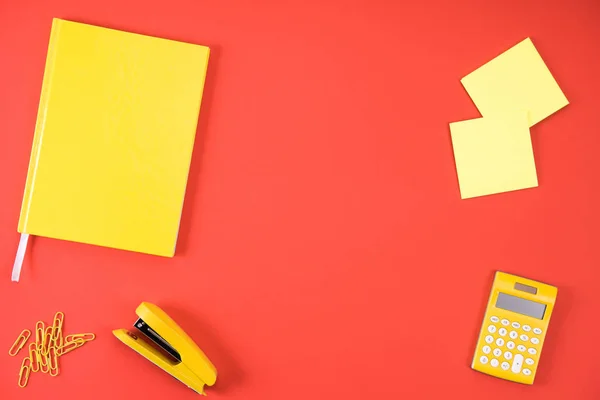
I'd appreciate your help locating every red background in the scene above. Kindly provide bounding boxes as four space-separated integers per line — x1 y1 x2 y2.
1 0 599 398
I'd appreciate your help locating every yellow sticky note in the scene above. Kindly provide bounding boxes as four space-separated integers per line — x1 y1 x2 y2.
450 113 538 199
461 38 568 126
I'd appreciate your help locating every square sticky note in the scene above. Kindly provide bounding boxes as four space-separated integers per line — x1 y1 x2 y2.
461 38 568 127
450 112 538 199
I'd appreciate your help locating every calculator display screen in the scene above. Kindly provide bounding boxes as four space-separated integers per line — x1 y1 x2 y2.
496 292 546 319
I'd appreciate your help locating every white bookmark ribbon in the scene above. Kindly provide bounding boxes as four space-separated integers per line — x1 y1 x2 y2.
11 233 30 282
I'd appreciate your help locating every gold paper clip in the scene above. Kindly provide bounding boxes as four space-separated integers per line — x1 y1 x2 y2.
18 357 31 388
40 350 50 373
29 342 40 373
35 321 45 352
52 312 64 331
49 347 59 377
52 312 64 340
42 326 54 355
65 333 96 343
54 327 64 349
9 329 31 356
57 338 85 356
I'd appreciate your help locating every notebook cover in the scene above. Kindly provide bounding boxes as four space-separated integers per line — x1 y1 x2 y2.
17 18 210 257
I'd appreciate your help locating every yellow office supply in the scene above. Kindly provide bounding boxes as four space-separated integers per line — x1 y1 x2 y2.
9 329 31 356
65 333 96 343
472 271 557 384
51 312 64 333
450 112 538 199
43 326 53 355
35 321 44 350
39 355 50 374
18 357 32 388
56 339 82 356
113 302 217 395
29 343 40 373
52 328 63 349
49 347 59 376
50 312 65 348
12 18 210 282
461 38 568 127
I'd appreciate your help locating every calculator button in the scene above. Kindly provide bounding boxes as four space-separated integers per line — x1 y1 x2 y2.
498 328 507 337
485 335 494 344
501 361 510 370
517 345 526 352
511 354 524 374
523 325 531 332
482 346 491 354
490 316 500 323
491 359 499 367
504 351 513 360
488 325 497 334
512 322 521 329
493 348 502 357
533 328 542 335
520 334 529 342
480 356 489 364
501 319 510 326
496 338 505 347
507 341 515 350
523 368 532 376
509 331 518 339
528 348 537 355
525 358 535 366
531 337 540 345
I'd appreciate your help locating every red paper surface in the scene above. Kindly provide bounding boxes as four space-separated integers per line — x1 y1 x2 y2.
1 1 599 399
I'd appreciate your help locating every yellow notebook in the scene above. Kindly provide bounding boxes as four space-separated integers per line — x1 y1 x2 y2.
13 18 210 280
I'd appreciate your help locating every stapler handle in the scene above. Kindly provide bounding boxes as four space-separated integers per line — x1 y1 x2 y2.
113 329 207 394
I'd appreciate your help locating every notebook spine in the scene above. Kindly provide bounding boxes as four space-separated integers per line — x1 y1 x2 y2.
18 18 62 233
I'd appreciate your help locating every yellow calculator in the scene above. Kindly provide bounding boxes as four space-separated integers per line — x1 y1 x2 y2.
472 271 557 384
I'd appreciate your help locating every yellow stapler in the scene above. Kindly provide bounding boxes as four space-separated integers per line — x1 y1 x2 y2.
113 302 217 395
